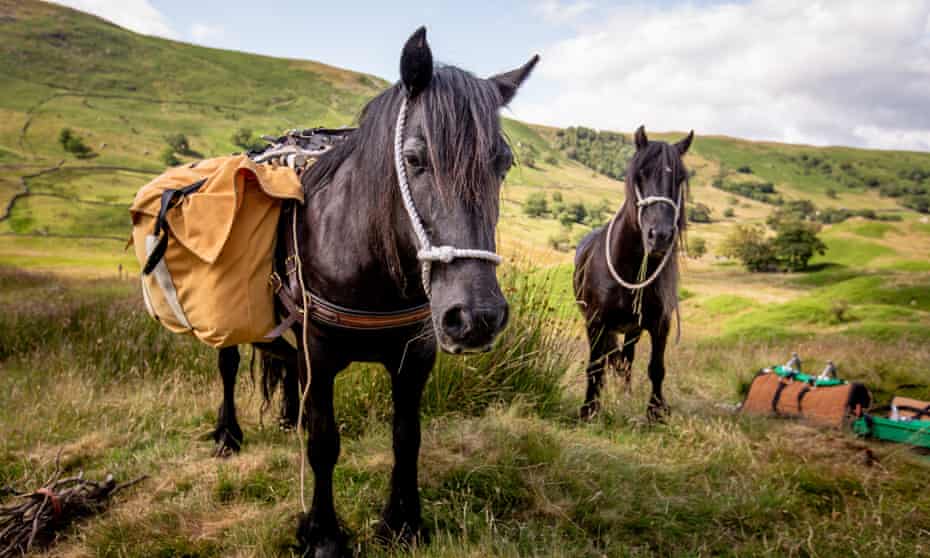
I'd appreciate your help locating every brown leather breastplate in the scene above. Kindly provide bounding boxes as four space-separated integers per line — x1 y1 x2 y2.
265 201 431 340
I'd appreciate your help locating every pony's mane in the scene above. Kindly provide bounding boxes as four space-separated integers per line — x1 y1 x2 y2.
301 65 505 291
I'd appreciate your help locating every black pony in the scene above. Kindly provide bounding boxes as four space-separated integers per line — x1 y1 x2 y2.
573 126 693 421
236 28 535 556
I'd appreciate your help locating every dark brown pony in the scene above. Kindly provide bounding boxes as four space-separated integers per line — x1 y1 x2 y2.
573 126 693 421
205 28 534 556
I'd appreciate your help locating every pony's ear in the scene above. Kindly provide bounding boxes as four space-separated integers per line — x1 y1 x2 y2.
675 130 694 155
490 55 540 106
400 26 433 97
634 125 649 151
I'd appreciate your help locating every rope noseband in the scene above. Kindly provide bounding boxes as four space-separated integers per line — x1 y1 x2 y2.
393 96 502 296
604 168 682 291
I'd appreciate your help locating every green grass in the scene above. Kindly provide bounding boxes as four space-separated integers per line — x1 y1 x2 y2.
3 265 930 556
811 236 896 267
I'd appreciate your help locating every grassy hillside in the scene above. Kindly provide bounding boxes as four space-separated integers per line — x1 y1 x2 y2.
2 2 930 557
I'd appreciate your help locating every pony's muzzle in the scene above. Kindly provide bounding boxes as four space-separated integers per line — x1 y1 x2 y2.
439 300 509 352
646 225 675 254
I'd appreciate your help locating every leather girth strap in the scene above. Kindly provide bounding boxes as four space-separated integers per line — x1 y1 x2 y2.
265 201 431 339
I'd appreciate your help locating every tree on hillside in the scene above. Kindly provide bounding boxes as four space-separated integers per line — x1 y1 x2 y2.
772 221 826 271
231 128 265 151
767 199 815 226
687 202 712 223
164 133 191 155
161 146 180 166
720 225 778 272
524 192 548 217
689 237 707 259
559 202 587 227
231 128 254 149
58 128 93 158
586 199 611 227
556 126 633 180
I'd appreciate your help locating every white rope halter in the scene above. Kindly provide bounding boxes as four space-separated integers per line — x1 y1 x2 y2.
393 96 502 297
604 180 682 291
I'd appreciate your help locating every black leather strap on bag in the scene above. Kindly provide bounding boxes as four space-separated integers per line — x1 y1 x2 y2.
796 385 812 414
142 178 206 275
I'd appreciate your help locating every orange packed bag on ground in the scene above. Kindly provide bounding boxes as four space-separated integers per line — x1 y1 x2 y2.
741 367 871 428
129 155 303 348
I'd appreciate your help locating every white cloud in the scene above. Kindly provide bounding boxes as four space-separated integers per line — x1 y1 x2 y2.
48 0 177 39
515 0 930 151
535 0 594 24
189 23 225 43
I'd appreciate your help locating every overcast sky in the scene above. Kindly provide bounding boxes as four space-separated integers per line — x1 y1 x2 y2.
50 0 930 151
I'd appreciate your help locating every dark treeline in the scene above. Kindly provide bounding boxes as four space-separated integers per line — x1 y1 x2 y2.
556 126 635 180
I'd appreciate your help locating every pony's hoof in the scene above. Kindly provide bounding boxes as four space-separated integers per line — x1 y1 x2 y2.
374 518 429 547
296 513 349 558
212 427 242 457
646 402 670 423
579 401 600 421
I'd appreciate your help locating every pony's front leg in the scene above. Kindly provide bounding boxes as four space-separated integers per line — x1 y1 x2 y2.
296 349 350 558
646 318 671 422
213 346 243 457
611 330 640 393
377 342 434 545
581 325 612 420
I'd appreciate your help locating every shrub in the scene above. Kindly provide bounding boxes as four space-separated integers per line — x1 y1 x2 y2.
562 202 587 225
231 128 264 151
58 127 93 158
551 192 563 203
903 194 930 214
826 187 838 199
586 199 611 227
714 180 780 204
161 146 180 166
524 192 548 218
771 220 826 271
737 165 753 173
547 228 571 252
689 237 707 259
687 202 712 223
544 155 559 166
720 225 778 272
723 207 735 218
767 199 816 226
164 133 191 155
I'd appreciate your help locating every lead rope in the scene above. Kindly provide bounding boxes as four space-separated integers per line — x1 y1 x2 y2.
292 207 313 514
392 96 502 297
604 185 682 327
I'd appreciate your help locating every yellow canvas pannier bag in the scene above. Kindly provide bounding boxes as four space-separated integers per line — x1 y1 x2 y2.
129 155 303 348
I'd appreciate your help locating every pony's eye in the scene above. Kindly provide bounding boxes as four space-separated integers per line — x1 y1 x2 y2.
495 146 513 177
404 153 426 170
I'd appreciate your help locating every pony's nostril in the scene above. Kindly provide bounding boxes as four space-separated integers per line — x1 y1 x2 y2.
648 228 656 240
441 305 470 338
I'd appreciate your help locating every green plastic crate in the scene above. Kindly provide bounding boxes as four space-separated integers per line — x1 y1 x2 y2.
853 415 930 449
